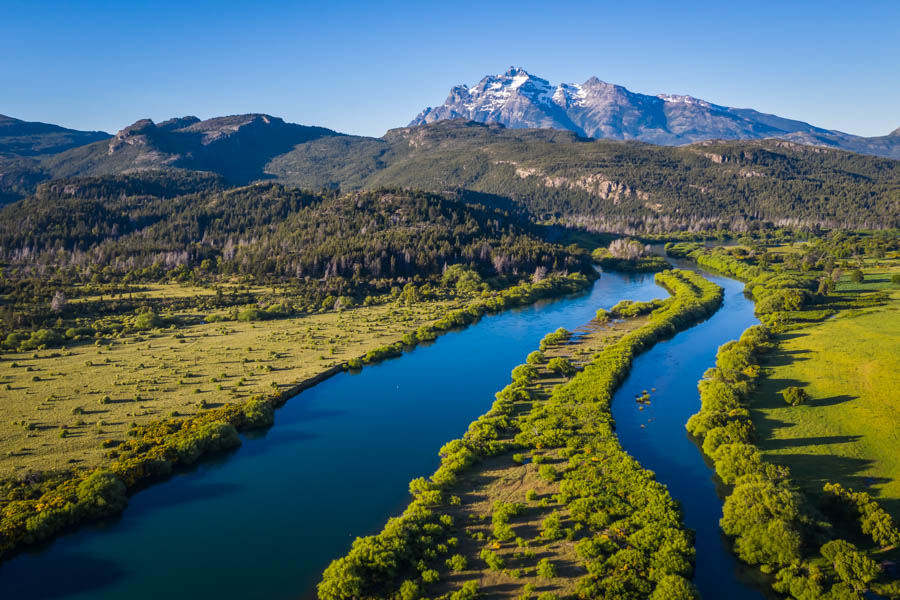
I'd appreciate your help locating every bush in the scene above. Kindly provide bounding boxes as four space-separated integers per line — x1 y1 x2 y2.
539 328 569 350
538 464 558 482
511 364 538 384
821 539 881 590
526 350 544 365
650 575 699 600
480 548 504 571
133 311 164 331
446 553 467 571
541 513 563 540
536 558 557 579
547 357 575 376
421 569 439 583
782 386 809 406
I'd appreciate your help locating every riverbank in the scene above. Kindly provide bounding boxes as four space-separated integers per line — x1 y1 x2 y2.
0 267 667 600
669 241 900 599
0 272 592 564
318 269 723 599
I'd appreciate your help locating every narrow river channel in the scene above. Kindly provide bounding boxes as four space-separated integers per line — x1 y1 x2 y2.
0 262 765 600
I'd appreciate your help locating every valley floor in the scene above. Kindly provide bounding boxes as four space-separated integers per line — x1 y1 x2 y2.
0 291 462 475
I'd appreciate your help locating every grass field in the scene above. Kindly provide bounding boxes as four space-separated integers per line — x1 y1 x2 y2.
751 263 900 522
0 295 463 476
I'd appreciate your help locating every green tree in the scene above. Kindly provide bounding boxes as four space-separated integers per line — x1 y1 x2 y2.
821 539 881 591
511 364 538 384
547 357 575 376
526 350 544 365
650 575 699 600
446 554 468 571
782 386 810 406
536 558 557 579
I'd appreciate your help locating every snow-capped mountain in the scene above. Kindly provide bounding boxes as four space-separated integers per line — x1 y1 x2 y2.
411 68 900 157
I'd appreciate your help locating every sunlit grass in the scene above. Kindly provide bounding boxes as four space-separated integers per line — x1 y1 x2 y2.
752 275 900 519
0 298 461 475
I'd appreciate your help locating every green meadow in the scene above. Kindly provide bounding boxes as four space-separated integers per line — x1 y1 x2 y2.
751 264 900 521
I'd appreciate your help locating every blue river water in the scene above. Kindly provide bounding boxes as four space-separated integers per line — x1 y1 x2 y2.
0 264 765 600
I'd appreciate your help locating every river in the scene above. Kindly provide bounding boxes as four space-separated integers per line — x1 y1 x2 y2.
0 263 764 600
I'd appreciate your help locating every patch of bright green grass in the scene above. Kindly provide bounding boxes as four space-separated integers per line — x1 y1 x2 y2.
751 287 900 521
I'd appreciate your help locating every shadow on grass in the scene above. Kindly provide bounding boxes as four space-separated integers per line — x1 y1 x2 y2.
763 434 862 450
814 394 856 408
767 453 890 494
763 349 812 368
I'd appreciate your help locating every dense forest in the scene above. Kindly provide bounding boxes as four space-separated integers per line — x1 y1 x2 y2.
0 176 585 282
0 176 591 339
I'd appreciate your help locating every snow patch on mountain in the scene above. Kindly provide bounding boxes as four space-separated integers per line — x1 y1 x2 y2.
409 68 900 158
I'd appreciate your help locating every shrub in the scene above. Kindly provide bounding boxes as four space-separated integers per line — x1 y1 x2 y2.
539 328 569 351
421 569 439 583
536 558 556 579
547 357 575 376
538 464 558 482
821 539 880 590
511 364 538 384
480 548 504 571
446 553 467 571
781 386 809 406
133 311 164 331
450 581 479 600
650 575 699 600
541 513 563 540
526 351 544 365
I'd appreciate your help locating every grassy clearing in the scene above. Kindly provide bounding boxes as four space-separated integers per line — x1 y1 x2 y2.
751 261 900 521
0 296 461 475
424 317 648 598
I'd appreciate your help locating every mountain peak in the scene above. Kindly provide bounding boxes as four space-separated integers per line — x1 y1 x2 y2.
409 68 894 150
504 66 529 77
889 126 900 137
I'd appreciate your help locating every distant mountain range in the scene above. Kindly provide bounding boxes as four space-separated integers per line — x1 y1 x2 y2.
0 114 110 156
410 67 900 158
0 96 898 230
0 113 340 202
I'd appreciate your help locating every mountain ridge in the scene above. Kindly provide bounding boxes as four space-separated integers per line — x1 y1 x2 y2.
42 113 342 183
0 114 110 156
410 67 900 158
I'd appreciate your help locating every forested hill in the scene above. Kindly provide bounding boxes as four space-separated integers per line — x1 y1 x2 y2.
3 117 899 232
266 120 900 232
0 177 589 292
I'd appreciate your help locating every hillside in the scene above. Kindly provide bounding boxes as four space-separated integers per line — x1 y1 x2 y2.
0 176 588 290
42 114 341 184
267 120 900 232
0 114 109 156
2 115 898 232
0 114 341 203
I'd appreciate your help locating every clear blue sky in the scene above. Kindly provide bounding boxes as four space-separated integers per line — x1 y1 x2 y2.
2 0 897 137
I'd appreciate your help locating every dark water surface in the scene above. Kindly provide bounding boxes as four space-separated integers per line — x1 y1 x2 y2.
0 265 763 600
